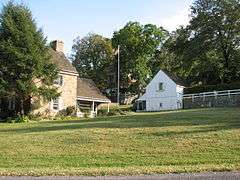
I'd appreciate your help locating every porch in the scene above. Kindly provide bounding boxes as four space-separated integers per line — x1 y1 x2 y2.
77 96 110 118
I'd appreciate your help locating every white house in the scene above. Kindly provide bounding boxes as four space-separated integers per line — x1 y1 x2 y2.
136 70 185 112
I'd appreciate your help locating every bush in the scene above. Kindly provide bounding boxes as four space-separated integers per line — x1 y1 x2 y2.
57 106 77 117
57 109 67 116
98 107 129 117
184 82 240 94
6 115 30 123
66 106 77 116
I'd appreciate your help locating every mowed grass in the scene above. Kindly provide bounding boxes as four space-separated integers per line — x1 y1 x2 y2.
0 108 240 176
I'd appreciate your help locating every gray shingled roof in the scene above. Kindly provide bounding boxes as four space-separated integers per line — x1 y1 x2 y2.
49 49 78 73
162 70 186 87
77 78 110 102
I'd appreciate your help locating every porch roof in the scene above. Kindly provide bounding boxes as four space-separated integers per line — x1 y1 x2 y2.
77 78 111 103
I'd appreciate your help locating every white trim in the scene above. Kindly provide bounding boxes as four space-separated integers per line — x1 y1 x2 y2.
183 89 240 99
77 96 111 103
59 70 79 77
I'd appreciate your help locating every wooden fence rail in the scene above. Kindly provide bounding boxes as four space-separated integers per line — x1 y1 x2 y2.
183 89 240 100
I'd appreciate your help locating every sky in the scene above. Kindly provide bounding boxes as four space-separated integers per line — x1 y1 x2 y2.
0 0 194 55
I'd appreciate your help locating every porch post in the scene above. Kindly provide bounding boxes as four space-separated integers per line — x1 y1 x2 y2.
107 103 110 113
95 104 98 116
92 101 95 112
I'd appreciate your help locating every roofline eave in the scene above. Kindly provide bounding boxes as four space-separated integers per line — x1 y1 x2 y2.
77 96 111 103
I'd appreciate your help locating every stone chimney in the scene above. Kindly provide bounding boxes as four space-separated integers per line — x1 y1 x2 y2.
51 40 64 53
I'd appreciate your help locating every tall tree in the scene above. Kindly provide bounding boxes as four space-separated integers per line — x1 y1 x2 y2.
112 22 167 96
189 0 240 83
155 0 240 86
0 2 59 115
72 33 114 90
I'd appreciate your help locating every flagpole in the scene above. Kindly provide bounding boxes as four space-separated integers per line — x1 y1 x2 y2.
117 45 120 106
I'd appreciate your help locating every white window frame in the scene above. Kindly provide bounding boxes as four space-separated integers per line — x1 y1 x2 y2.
158 82 164 91
52 98 59 110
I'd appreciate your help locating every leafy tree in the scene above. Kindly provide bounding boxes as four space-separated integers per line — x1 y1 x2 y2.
0 2 59 115
155 0 240 86
72 33 114 90
158 27 222 86
189 0 240 83
112 22 167 96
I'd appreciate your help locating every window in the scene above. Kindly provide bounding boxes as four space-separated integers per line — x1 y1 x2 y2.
53 75 63 86
138 100 146 111
158 82 164 91
53 98 59 110
8 97 15 110
159 103 163 108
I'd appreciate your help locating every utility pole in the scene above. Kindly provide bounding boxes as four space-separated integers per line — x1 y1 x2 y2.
117 45 120 106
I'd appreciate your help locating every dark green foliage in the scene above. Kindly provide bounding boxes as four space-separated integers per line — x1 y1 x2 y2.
6 115 30 123
184 82 240 94
158 0 240 86
72 33 114 91
0 2 59 115
112 22 167 95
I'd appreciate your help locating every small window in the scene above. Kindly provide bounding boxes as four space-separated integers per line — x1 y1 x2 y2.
53 98 59 110
8 97 15 110
138 100 146 111
53 75 63 86
158 82 164 91
159 103 163 108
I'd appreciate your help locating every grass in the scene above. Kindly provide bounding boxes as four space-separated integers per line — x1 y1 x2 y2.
0 107 240 176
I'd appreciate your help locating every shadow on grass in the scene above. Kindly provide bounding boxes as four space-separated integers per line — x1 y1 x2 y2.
0 108 240 135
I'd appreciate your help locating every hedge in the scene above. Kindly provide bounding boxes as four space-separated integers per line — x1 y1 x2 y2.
184 82 240 94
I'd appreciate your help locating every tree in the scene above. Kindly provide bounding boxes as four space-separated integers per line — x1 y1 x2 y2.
0 2 59 115
112 22 167 96
156 27 222 86
155 0 240 86
189 0 240 83
72 33 114 90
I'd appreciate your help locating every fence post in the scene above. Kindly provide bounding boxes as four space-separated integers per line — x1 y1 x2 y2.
214 91 217 99
228 90 231 98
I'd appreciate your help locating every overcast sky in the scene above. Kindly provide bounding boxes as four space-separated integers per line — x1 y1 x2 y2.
0 0 194 55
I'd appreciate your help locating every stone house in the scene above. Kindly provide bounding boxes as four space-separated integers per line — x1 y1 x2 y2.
0 40 110 118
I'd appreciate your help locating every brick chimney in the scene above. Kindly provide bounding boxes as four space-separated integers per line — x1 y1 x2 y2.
51 40 64 53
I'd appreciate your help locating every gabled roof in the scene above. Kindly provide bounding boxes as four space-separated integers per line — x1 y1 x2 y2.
77 78 110 102
162 70 186 87
49 49 78 74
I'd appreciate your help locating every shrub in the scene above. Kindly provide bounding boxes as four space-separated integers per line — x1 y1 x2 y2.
98 107 128 117
57 109 67 116
56 106 77 117
6 115 30 123
184 82 240 94
66 106 77 116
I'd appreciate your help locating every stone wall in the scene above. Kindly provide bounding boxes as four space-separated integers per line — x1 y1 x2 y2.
32 71 78 116
183 94 240 109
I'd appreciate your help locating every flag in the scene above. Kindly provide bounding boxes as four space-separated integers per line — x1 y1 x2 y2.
114 45 120 55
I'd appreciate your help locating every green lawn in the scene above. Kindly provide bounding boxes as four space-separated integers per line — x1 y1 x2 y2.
0 108 240 176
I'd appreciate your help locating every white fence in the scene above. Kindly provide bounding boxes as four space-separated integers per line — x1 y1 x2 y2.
183 89 240 100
